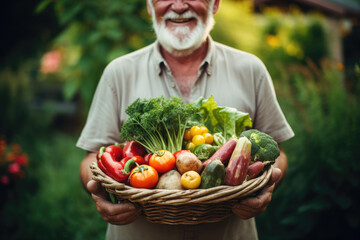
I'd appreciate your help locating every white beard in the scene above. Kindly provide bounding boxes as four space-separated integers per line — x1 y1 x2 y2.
149 2 215 56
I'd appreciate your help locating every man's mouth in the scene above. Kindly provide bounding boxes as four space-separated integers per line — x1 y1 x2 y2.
168 18 196 23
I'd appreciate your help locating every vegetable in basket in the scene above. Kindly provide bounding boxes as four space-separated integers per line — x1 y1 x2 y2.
212 132 226 146
120 96 199 153
99 152 136 183
128 161 159 189
97 144 146 183
156 170 184 190
181 171 201 189
175 151 203 174
183 126 214 150
202 138 237 167
247 161 265 180
191 144 219 162
123 141 147 158
190 95 252 141
240 129 280 163
200 159 226 189
149 150 176 173
97 143 123 161
224 137 252 186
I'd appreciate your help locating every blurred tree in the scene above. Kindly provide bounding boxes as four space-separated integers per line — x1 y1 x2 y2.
0 1 61 70
37 0 154 111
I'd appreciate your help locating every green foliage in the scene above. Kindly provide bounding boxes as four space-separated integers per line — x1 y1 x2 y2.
0 1 60 70
120 96 199 153
256 63 360 240
37 0 154 108
0 133 106 240
211 0 261 53
0 69 31 138
2 1 359 239
254 8 329 82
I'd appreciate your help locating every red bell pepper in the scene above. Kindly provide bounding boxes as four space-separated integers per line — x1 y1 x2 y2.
123 141 147 158
97 158 108 174
99 152 133 182
98 142 123 162
121 156 146 166
144 153 152 165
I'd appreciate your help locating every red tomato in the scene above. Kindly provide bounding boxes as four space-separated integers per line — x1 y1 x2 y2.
149 150 175 173
173 150 190 160
123 141 147 158
129 164 158 189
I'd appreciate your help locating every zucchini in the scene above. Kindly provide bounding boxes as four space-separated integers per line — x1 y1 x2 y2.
200 160 225 189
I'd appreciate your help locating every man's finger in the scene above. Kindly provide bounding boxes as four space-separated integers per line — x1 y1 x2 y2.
105 208 142 225
238 183 275 208
87 179 107 198
92 193 139 214
268 167 281 185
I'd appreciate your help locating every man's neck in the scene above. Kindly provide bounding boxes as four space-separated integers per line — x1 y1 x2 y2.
160 39 208 67
160 39 209 99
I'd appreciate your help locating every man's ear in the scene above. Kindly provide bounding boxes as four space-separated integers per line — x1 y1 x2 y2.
212 0 221 14
147 0 153 16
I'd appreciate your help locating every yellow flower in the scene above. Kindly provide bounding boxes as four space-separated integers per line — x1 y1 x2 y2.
266 35 280 48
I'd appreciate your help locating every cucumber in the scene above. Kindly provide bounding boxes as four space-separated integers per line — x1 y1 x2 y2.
200 160 226 189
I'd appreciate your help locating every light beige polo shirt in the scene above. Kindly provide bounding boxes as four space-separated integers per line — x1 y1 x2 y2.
76 37 294 240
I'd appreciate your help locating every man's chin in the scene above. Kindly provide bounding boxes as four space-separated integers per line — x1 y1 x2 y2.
160 40 204 57
158 33 206 56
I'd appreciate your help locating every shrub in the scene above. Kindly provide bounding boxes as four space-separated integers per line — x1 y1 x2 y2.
257 61 360 240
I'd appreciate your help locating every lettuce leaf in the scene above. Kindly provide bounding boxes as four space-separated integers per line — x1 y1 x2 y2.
191 95 252 140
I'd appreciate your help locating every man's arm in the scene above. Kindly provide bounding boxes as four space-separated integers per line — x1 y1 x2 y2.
272 145 287 187
80 152 142 225
232 145 287 219
80 152 97 191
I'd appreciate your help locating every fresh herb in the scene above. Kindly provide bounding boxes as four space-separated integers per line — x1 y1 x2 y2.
120 96 199 153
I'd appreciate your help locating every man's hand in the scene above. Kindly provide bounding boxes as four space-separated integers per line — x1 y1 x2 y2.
87 180 142 225
232 167 282 219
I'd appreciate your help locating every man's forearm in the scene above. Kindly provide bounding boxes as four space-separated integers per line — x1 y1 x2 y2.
273 145 288 187
80 152 97 191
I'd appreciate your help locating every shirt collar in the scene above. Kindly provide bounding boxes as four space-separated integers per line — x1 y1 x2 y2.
152 36 215 76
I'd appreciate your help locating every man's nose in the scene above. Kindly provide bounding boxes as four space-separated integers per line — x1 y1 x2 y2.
171 0 189 13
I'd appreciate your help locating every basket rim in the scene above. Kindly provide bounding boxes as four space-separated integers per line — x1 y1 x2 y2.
90 161 273 205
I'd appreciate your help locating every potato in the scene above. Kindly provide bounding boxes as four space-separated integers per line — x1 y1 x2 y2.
156 170 184 190
176 151 203 174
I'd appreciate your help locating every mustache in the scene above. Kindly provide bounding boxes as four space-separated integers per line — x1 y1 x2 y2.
163 11 200 21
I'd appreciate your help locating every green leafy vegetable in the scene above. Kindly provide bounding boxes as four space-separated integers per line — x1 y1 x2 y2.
120 96 199 153
212 132 226 146
191 95 253 140
191 144 220 161
240 129 280 162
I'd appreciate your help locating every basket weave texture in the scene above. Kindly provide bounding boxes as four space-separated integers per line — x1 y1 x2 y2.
90 162 273 225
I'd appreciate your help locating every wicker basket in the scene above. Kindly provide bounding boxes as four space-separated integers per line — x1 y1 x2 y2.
90 161 273 225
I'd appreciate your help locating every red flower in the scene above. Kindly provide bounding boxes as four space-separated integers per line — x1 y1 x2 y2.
1 175 9 185
16 155 29 166
8 163 20 174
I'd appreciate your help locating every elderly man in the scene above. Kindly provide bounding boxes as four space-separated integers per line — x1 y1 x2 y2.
77 0 294 239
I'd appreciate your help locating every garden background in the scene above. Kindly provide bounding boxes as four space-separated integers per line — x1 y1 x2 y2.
1 0 360 239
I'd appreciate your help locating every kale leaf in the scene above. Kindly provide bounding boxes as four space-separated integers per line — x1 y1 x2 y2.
120 96 199 153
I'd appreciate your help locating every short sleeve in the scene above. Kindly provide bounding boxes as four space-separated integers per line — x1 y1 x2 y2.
253 71 294 143
76 66 123 152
